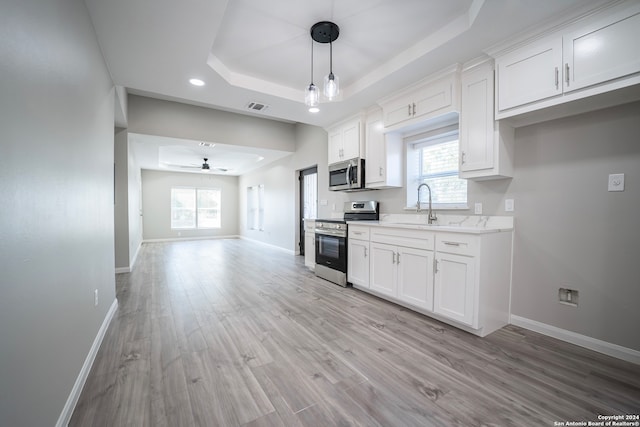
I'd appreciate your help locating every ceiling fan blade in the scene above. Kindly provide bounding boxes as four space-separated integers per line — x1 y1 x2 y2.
162 162 200 169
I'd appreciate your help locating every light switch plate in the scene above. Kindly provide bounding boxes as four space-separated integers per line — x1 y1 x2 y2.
608 173 625 192
505 199 514 212
474 203 483 215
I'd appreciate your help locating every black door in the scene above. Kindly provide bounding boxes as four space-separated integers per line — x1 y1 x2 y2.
299 166 318 255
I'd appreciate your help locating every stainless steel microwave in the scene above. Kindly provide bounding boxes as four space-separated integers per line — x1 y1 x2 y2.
329 158 365 191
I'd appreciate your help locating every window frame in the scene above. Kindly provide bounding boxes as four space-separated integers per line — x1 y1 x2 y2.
405 125 468 210
247 184 265 231
170 186 222 230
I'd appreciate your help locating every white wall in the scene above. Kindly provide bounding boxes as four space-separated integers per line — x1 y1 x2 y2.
142 170 239 240
0 0 116 425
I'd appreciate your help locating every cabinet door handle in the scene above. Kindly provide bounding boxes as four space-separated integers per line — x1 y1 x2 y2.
392 252 396 264
412 103 416 116
461 151 466 165
443 241 462 246
397 253 400 264
364 247 367 258
434 258 439 273
555 67 559 89
379 166 383 177
407 104 412 117
565 63 570 86
353 231 363 235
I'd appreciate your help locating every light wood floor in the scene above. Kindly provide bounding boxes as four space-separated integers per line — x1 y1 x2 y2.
71 239 640 426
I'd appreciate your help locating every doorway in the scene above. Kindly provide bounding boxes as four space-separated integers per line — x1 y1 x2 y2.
299 166 318 255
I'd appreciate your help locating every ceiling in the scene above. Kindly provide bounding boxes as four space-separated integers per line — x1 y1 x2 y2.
129 133 292 176
85 0 612 173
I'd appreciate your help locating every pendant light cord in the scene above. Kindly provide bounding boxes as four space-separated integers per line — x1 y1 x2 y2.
329 40 333 75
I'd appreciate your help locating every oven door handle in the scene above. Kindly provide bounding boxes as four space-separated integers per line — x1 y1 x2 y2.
315 229 347 238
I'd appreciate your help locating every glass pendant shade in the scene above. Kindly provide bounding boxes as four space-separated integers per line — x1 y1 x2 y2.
323 72 339 99
305 83 319 107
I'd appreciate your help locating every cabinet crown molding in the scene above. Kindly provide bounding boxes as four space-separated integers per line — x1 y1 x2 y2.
485 0 628 58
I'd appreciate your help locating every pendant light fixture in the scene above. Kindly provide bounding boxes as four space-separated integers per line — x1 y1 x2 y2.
304 37 319 111
310 21 340 101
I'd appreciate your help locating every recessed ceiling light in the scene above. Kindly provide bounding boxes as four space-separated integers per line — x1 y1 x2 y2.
189 78 205 86
309 107 320 113
257 156 265 162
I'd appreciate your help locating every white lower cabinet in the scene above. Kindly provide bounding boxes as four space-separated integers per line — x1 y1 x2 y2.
369 242 397 296
434 252 476 327
397 247 434 312
347 238 369 288
370 244 450 315
304 220 315 271
369 234 434 312
348 224 512 337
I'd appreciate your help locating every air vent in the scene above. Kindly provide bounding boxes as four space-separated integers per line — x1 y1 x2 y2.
246 102 269 112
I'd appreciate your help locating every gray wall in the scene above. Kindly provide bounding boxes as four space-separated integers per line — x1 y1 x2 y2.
128 137 143 266
114 128 130 269
142 170 239 240
115 128 144 271
509 102 640 351
239 124 330 251
127 95 297 152
0 0 117 425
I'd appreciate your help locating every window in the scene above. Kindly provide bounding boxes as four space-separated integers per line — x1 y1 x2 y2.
171 187 221 229
406 126 467 209
247 184 265 231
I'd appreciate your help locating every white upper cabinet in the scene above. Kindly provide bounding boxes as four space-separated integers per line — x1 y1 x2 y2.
327 116 363 165
496 37 563 111
379 66 461 131
364 108 403 189
494 1 640 121
459 60 514 180
564 6 640 93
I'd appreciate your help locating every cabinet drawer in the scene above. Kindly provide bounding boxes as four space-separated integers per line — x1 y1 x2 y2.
349 226 370 241
370 227 435 250
436 233 478 257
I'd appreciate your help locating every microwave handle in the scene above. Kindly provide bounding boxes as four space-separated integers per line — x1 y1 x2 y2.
346 163 352 186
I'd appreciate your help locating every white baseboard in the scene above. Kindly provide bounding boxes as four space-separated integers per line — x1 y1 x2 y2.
130 241 141 270
239 235 296 255
114 242 142 274
56 299 118 427
143 235 239 243
510 315 640 365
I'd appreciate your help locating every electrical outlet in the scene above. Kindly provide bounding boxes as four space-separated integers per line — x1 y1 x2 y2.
505 199 514 212
94 289 99 307
474 203 483 215
608 173 624 192
558 288 578 307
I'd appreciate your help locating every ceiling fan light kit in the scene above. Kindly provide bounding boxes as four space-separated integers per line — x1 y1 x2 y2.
305 21 340 108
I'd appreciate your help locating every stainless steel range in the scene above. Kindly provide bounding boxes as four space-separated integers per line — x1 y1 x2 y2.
315 201 379 287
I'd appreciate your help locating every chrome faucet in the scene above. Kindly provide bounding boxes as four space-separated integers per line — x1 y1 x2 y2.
417 183 437 224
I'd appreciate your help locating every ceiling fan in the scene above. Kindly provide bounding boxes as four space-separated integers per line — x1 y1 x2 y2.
165 157 230 173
